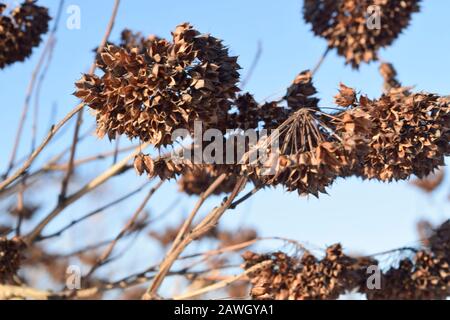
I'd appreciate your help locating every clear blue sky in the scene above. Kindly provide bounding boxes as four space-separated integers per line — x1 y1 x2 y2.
1 0 449 274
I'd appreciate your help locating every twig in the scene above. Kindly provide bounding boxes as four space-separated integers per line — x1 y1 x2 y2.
174 260 272 300
25 143 149 244
3 0 65 179
311 47 330 76
171 173 227 251
37 181 150 241
241 40 262 89
144 176 248 299
0 103 84 192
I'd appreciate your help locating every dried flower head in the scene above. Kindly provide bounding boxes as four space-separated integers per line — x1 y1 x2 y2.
0 237 26 284
379 62 401 93
75 23 240 148
0 0 50 69
303 0 421 68
359 90 450 181
365 250 450 300
244 244 374 300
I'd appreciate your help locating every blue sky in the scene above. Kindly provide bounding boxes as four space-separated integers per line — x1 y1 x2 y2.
1 0 449 279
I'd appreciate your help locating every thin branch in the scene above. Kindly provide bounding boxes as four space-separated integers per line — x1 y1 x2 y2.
37 181 150 241
0 103 84 192
59 0 121 202
229 186 261 209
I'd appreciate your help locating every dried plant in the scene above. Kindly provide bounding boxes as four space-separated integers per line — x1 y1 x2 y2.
0 0 50 69
303 0 421 68
244 220 450 300
0 0 449 302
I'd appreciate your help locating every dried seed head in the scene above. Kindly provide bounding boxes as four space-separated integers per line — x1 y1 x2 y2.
359 90 450 181
303 0 421 68
334 83 357 107
379 62 401 93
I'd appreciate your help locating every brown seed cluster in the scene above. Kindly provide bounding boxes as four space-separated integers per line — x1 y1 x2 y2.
244 244 374 300
366 220 450 300
303 0 421 68
0 1 50 69
75 23 240 148
244 220 450 300
149 222 257 249
255 82 449 191
0 237 26 284
357 89 450 181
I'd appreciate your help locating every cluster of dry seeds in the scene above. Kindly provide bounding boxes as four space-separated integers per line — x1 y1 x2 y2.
244 244 375 300
75 23 240 148
379 62 401 93
244 220 450 300
76 23 449 198
0 237 26 284
303 0 421 68
0 0 50 69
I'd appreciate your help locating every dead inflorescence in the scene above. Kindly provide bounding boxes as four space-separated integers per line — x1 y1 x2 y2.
0 237 26 284
247 78 372 197
356 89 450 181
243 244 374 300
75 23 240 148
303 0 421 68
244 220 450 300
76 23 449 199
177 165 239 196
0 0 50 69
